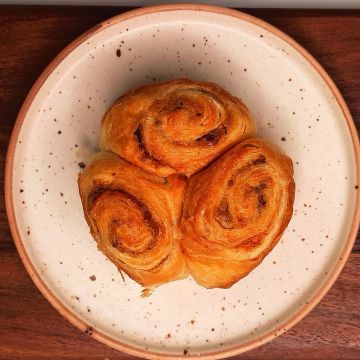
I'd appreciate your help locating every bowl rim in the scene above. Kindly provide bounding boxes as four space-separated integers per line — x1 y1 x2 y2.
5 3 360 359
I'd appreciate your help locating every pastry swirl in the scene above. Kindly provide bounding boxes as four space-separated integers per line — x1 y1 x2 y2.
78 151 188 287
100 79 255 177
180 139 295 289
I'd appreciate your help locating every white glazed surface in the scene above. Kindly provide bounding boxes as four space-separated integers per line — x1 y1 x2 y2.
12 9 358 357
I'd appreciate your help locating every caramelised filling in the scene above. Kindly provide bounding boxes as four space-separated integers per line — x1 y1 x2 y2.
89 189 160 256
134 125 164 164
211 153 277 250
135 87 230 149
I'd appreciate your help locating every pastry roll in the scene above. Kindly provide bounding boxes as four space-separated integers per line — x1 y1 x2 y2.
78 151 188 287
100 78 255 177
181 139 295 289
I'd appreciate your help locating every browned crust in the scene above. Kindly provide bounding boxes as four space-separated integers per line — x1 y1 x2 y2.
77 151 188 288
100 78 255 177
181 138 295 289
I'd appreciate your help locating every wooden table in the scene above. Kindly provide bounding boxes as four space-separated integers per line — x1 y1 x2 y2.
0 6 359 360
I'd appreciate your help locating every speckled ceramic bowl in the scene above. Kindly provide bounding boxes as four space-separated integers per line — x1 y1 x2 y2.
5 4 360 359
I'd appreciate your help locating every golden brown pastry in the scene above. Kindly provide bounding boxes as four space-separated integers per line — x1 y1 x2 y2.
100 78 255 177
181 138 295 289
78 151 188 287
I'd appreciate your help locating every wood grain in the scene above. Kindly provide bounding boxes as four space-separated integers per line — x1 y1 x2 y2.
0 6 359 359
